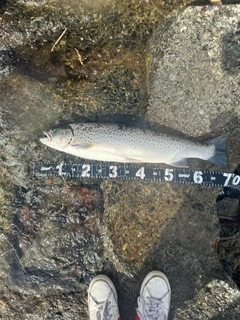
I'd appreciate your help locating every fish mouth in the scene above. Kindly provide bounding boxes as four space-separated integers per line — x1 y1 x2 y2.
43 131 52 142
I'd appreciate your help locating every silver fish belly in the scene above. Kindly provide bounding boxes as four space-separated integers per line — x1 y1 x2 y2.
40 123 228 167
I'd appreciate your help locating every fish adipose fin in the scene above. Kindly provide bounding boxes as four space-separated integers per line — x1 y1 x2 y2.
207 135 228 167
166 159 189 168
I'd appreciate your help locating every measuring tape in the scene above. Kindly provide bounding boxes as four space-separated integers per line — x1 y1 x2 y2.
31 162 240 187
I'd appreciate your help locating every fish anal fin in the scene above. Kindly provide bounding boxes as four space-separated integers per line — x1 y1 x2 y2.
166 159 189 168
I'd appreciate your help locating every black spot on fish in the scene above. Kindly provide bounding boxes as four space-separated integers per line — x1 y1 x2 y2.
117 124 125 131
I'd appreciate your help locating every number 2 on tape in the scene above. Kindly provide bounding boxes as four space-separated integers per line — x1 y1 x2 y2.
81 164 91 177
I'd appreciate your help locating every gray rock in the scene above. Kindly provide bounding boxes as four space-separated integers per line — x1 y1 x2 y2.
147 5 240 137
174 278 240 319
143 4 240 319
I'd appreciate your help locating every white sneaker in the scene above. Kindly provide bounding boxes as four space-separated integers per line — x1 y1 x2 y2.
88 274 120 320
136 271 171 320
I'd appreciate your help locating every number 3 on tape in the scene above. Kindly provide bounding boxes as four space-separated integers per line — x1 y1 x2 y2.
109 165 118 179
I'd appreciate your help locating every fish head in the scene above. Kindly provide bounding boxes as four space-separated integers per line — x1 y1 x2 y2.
40 126 73 151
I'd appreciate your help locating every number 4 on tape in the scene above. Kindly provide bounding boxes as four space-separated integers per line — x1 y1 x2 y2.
135 167 145 180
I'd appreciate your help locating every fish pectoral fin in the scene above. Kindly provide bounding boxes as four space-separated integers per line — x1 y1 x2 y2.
125 157 144 163
166 158 189 168
72 144 95 150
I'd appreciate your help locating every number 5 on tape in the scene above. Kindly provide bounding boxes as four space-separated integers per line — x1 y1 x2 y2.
165 168 173 182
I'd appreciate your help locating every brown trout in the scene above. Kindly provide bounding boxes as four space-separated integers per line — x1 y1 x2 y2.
40 123 228 167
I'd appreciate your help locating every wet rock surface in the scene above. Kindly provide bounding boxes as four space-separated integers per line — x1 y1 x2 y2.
1 1 240 320
1 184 104 303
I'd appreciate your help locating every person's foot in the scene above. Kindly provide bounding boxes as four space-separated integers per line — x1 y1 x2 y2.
136 271 171 320
88 274 121 320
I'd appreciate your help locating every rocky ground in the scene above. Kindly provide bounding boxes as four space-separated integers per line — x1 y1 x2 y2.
0 1 240 319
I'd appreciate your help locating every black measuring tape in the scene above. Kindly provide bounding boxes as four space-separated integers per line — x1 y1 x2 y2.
31 162 240 187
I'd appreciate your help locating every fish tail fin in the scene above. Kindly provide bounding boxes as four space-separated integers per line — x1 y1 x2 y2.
207 135 228 167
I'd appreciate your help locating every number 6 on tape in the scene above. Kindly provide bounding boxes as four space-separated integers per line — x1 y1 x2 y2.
193 171 203 184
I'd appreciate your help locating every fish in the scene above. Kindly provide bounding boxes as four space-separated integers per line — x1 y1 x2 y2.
39 123 228 167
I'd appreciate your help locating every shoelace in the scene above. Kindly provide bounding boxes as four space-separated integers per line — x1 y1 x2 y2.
139 296 166 320
96 300 113 320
